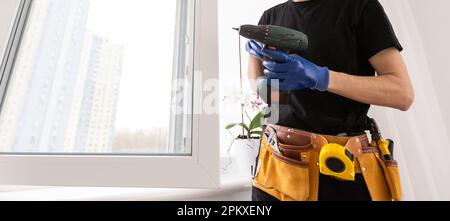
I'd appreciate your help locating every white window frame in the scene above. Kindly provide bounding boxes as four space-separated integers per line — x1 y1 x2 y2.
0 0 220 188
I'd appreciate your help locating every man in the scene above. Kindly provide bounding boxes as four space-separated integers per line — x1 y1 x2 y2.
247 0 414 201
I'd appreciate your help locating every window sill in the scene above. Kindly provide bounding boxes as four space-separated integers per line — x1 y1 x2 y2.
0 179 251 201
0 158 252 201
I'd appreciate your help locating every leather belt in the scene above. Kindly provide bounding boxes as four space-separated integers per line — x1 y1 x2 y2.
265 124 380 173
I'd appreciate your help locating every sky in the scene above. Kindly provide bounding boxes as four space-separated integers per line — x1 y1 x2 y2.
86 0 177 130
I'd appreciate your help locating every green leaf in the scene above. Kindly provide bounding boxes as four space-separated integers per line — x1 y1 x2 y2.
249 112 264 131
225 123 251 135
225 123 239 130
239 123 251 134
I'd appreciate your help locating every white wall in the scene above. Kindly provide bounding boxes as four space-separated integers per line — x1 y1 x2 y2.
0 0 20 61
373 0 450 200
408 0 450 131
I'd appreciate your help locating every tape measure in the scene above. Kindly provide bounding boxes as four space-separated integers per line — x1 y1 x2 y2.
319 143 356 181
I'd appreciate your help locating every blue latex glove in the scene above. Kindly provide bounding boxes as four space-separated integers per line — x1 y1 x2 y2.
245 40 265 60
261 49 330 91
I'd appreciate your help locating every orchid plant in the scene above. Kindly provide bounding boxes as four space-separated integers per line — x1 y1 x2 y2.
224 92 267 139
222 91 267 171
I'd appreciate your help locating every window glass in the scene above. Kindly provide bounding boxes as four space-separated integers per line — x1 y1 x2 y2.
0 0 193 154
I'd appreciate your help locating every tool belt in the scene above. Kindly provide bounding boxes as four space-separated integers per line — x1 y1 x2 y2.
252 122 403 201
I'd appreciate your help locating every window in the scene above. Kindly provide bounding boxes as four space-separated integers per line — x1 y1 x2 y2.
2 0 188 155
0 0 219 188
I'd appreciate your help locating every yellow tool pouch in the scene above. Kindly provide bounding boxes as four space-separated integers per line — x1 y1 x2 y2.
377 158 403 201
253 123 403 201
362 119 403 201
253 136 310 201
357 148 403 201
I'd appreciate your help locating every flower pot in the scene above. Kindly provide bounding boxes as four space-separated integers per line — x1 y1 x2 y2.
229 138 261 178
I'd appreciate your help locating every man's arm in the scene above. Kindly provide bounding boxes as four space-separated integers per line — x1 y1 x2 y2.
328 48 415 111
248 46 415 111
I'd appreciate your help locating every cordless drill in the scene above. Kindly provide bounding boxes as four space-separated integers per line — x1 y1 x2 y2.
234 25 309 53
235 25 309 118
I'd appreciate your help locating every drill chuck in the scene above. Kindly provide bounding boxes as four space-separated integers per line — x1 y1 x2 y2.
236 25 308 52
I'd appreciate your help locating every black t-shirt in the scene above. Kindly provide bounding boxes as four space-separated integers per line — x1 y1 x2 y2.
258 0 402 135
